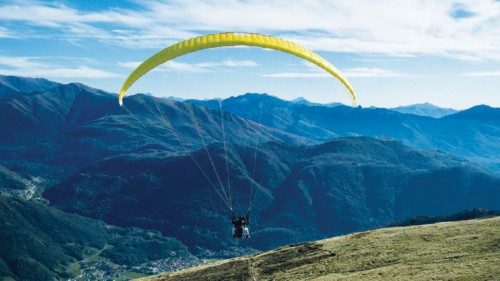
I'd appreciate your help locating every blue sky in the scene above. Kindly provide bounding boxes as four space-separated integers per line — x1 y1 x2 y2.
0 0 499 108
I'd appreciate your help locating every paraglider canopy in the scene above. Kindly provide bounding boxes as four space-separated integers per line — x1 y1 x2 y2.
118 32 357 106
116 32 359 231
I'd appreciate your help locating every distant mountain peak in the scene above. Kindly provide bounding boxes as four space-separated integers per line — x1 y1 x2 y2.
224 92 284 105
469 104 493 110
445 104 498 120
65 82 100 92
391 103 458 118
0 75 60 92
53 82 113 98
0 75 60 100
291 97 308 102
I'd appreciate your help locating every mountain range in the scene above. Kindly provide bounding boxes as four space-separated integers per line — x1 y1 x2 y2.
191 93 499 171
0 75 499 279
0 78 305 188
44 137 499 253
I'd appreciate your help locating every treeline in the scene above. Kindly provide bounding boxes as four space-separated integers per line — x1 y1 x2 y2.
388 208 500 227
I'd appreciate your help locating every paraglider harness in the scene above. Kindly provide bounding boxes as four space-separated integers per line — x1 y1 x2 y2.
231 213 250 239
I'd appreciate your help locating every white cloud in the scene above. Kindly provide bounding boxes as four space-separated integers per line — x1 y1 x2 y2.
161 61 209 73
463 70 500 77
343 67 408 78
262 67 404 78
217 59 258 67
0 26 16 38
261 72 329 78
1 0 499 60
118 59 258 73
0 56 118 78
0 56 45 69
118 61 140 69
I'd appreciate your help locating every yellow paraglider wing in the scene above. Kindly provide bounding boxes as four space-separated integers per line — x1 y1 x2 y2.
118 32 356 105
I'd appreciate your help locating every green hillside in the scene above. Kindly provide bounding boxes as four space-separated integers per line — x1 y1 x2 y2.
0 195 195 280
140 217 500 281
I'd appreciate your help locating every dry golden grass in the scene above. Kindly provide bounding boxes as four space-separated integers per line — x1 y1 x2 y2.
138 217 500 281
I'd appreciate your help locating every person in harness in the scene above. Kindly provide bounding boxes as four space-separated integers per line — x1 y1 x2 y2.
232 214 250 239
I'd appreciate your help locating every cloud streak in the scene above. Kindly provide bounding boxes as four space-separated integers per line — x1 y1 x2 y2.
463 70 500 77
344 67 409 78
261 72 329 78
0 26 16 38
119 59 259 73
0 56 119 78
1 0 499 60
262 67 405 78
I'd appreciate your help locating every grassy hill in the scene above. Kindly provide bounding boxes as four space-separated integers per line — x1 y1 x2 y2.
139 216 500 281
